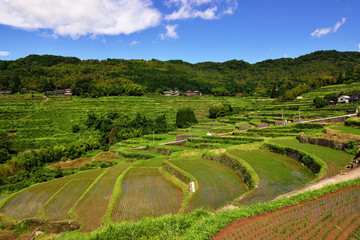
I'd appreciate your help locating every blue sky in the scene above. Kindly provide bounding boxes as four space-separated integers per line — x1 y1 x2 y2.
0 0 359 63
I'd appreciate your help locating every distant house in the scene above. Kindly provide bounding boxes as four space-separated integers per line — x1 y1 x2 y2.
338 95 350 104
237 92 243 96
186 90 202 96
0 90 12 95
296 96 303 100
51 89 72 95
349 93 360 103
163 90 179 96
64 89 72 96
54 89 65 94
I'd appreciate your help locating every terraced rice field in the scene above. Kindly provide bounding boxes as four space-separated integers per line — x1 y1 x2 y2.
271 138 353 178
75 163 132 232
171 158 247 212
213 185 360 240
230 150 315 205
111 168 182 222
329 125 360 135
44 179 93 220
0 169 103 219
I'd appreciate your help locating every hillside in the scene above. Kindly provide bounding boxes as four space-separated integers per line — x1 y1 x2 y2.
1 50 360 98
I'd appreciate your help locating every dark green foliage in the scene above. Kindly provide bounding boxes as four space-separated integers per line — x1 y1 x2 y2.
345 118 360 127
2 51 360 98
313 97 329 108
72 125 80 133
0 131 13 163
211 87 232 96
175 108 198 128
209 104 233 118
324 93 338 102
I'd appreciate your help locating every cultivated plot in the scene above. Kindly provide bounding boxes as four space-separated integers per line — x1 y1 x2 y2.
171 158 247 212
230 150 315 205
111 168 182 222
271 138 353 178
0 169 103 219
213 185 360 240
75 163 132 232
45 179 93 220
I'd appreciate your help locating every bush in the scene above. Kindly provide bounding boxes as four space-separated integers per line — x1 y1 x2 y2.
175 108 198 128
209 104 233 119
72 125 80 133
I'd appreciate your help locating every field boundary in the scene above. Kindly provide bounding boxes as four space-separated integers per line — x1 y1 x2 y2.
204 151 259 190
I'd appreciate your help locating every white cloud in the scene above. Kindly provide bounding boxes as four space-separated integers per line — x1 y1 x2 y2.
130 40 139 46
164 0 237 21
0 0 162 39
358 43 360 52
311 17 346 38
0 51 10 56
160 24 179 39
333 17 346 32
311 27 332 38
283 54 288 58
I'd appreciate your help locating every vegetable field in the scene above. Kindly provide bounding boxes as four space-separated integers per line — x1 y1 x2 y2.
230 150 315 205
111 168 182 222
171 158 247 212
270 138 353 178
213 185 360 240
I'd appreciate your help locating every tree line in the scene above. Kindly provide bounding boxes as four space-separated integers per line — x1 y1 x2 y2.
1 51 360 98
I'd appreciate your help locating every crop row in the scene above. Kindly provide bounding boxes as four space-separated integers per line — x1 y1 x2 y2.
170 158 247 212
214 186 360 240
231 150 315 205
111 168 182 222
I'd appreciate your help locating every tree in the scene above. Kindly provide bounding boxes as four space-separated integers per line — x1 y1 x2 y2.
313 97 328 108
0 131 12 163
175 108 198 128
211 87 231 96
209 104 233 118
72 125 80 133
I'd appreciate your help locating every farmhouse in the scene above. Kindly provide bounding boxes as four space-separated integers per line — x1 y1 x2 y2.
163 90 179 96
186 90 202 96
337 95 350 104
349 93 360 103
49 89 73 95
0 90 12 95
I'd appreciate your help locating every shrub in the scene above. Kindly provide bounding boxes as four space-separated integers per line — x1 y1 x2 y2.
209 104 233 119
175 108 198 128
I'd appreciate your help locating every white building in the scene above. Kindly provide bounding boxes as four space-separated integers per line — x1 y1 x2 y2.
338 95 350 104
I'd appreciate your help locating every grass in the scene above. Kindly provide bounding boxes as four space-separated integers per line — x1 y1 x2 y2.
111 168 182 222
170 157 247 212
74 162 132 232
229 150 315 205
270 138 353 178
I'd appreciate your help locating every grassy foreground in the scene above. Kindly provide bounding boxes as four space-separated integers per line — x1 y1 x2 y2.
59 178 360 240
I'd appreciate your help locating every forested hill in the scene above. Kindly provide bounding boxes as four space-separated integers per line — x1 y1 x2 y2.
1 50 360 99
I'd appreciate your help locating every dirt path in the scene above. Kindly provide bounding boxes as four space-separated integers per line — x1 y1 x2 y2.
275 167 360 200
40 94 49 107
